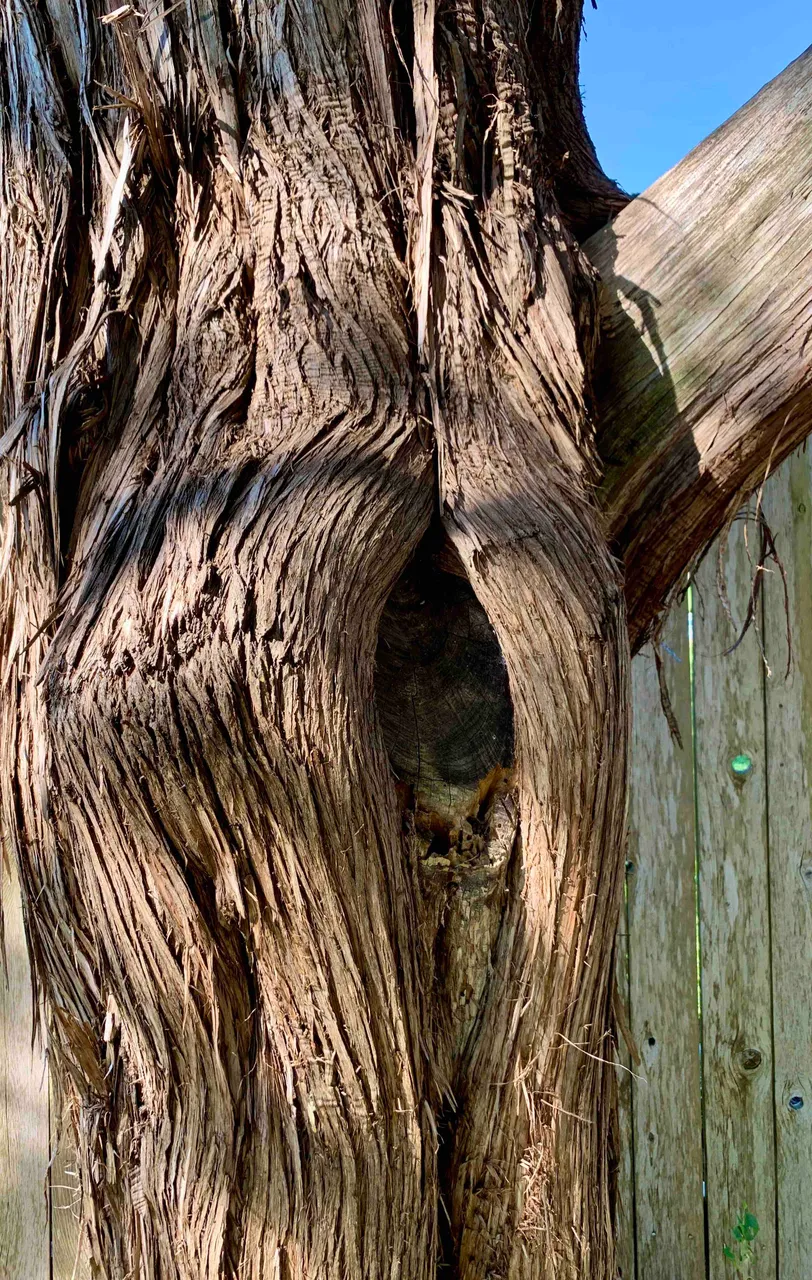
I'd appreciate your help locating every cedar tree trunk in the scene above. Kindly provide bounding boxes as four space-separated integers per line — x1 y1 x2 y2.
1 3 810 1278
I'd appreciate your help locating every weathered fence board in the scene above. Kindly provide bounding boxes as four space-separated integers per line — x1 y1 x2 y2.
763 448 812 1280
625 601 705 1279
619 448 812 1279
0 853 50 1280
0 856 90 1280
693 530 776 1279
614 905 636 1280
50 1082 90 1280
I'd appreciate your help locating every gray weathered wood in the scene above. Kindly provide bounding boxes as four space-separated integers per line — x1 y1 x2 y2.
0 855 50 1280
50 1081 90 1280
627 602 705 1279
762 447 812 1279
614 894 636 1280
587 45 812 646
694 528 776 1280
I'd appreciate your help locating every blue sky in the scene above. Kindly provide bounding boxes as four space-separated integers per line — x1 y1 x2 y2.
579 2 810 195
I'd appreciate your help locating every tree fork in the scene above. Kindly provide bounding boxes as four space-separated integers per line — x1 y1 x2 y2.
1 4 811 1280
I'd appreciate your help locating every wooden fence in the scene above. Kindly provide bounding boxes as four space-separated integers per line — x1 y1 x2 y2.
618 441 812 1279
3 444 812 1279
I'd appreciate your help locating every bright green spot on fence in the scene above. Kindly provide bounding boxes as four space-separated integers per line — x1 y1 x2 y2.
730 753 753 777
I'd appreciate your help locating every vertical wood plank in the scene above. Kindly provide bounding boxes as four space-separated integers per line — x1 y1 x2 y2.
627 602 706 1279
693 524 776 1280
762 447 812 1280
50 1084 90 1280
0 853 50 1280
614 894 636 1280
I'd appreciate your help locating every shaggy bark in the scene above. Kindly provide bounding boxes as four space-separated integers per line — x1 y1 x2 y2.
0 4 808 1279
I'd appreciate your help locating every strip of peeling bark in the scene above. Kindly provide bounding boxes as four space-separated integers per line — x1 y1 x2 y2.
588 44 812 650
524 0 629 239
426 16 630 1276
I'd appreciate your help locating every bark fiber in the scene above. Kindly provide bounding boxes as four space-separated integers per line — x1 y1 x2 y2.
1 4 805 1280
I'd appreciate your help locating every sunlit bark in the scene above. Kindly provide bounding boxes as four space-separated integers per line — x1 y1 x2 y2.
1 4 809 1278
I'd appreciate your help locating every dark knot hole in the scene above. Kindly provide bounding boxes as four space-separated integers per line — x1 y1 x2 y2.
375 525 514 835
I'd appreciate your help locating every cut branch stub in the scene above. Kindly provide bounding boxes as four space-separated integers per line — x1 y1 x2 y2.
588 44 812 648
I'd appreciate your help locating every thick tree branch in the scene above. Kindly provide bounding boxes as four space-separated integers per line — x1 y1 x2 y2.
527 0 630 239
587 45 812 649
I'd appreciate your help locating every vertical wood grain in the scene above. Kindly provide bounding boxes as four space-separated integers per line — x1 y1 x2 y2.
0 853 50 1280
50 1082 89 1280
693 524 776 1280
614 892 636 1280
627 602 706 1279
762 446 812 1280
